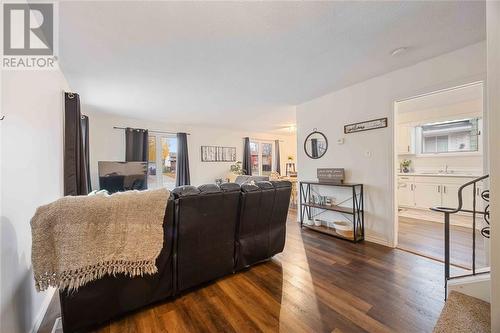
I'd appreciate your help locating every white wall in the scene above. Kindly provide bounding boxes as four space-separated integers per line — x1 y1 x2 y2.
487 2 500 330
296 42 486 245
397 99 483 173
84 110 297 189
0 69 69 333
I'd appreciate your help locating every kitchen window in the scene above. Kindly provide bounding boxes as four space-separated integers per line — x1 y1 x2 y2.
416 118 481 154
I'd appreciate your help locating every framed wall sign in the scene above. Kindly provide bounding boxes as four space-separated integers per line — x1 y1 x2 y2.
201 146 236 162
317 168 345 184
344 117 388 134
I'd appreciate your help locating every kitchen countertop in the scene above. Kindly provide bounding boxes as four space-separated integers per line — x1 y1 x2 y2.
398 172 481 178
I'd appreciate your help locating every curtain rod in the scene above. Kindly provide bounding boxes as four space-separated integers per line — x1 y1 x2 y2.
113 126 190 135
245 137 284 142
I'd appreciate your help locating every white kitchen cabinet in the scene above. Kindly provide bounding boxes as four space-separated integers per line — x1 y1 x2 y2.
475 185 485 212
413 182 442 209
397 124 415 155
397 181 414 207
442 184 475 211
397 175 485 215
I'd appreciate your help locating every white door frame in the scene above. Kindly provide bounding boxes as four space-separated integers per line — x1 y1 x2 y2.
391 79 486 248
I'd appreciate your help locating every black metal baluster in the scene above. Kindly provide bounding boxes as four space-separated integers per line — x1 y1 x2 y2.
472 183 476 275
444 212 450 299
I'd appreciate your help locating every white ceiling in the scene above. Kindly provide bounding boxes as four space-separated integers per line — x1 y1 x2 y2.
397 83 483 114
59 1 486 132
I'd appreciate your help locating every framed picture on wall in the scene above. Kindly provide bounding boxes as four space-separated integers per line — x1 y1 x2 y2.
344 117 388 134
201 146 236 162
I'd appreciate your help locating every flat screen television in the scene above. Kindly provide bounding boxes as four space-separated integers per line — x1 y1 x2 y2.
98 161 148 193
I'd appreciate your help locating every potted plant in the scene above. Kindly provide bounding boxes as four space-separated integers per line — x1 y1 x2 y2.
230 161 245 175
400 159 411 173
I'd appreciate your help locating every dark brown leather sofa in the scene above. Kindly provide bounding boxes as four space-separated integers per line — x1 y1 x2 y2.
59 181 291 333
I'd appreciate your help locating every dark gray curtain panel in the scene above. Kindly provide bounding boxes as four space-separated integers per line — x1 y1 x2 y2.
242 137 252 175
311 138 319 158
80 115 92 193
176 132 191 186
64 92 90 196
275 139 281 175
125 128 148 162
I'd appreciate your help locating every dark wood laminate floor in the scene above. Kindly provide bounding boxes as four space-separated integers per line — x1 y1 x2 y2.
40 211 446 333
397 217 488 270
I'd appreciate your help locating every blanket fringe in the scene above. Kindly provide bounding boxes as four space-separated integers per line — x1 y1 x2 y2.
34 259 158 292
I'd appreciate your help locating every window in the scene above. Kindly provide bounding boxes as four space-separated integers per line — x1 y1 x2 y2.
250 140 274 176
261 142 273 176
250 141 259 175
148 134 177 189
417 118 480 154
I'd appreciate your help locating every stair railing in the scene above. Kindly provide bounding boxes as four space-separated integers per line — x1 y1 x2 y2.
431 174 490 297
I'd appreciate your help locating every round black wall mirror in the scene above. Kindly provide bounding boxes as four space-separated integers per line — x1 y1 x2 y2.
304 129 328 159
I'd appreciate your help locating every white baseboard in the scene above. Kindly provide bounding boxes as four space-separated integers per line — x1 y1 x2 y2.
30 288 56 333
448 273 491 303
364 235 392 247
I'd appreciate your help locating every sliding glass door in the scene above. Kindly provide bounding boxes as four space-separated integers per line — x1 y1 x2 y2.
250 140 274 176
148 134 177 189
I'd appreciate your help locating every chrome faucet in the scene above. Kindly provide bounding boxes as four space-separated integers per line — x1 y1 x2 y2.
439 164 449 174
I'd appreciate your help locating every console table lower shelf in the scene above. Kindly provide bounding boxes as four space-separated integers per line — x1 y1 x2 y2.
299 181 364 243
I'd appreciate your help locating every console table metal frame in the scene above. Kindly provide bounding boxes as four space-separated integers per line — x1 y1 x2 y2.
299 181 364 242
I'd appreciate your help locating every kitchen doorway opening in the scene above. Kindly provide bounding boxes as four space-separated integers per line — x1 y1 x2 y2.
393 82 489 273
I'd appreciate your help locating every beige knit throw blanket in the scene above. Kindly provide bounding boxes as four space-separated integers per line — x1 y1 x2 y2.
31 188 170 292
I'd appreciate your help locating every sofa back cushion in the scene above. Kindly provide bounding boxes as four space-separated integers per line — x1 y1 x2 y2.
174 183 240 292
234 175 269 185
235 180 291 270
268 181 292 256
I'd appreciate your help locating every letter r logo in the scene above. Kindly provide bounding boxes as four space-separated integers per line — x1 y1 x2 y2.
3 3 53 55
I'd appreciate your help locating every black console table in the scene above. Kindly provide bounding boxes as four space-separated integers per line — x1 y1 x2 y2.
299 181 364 242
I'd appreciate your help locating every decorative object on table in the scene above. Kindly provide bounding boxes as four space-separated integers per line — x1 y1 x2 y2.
270 171 281 180
344 117 388 134
229 161 244 175
300 181 364 242
286 157 296 177
311 194 317 205
333 221 354 238
314 218 322 227
317 168 345 184
400 159 411 173
304 129 328 159
201 146 236 162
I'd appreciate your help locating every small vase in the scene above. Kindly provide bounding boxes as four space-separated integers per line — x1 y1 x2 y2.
402 167 409 173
